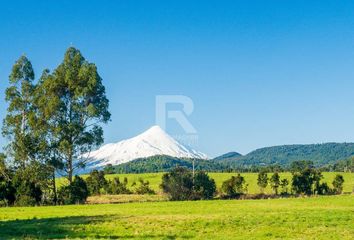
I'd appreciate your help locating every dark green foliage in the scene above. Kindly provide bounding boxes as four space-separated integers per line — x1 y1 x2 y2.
216 143 354 167
291 168 323 195
332 174 344 194
106 177 132 194
193 171 216 200
86 170 108 195
257 170 268 193
160 167 216 200
37 47 111 183
58 176 88 204
112 155 224 173
134 179 155 195
290 160 314 173
103 164 115 174
269 172 280 194
221 174 248 198
161 167 193 201
280 179 289 195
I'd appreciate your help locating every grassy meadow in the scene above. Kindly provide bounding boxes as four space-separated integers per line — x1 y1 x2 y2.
58 172 354 194
0 195 353 239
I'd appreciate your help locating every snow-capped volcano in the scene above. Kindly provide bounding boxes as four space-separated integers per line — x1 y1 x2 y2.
84 125 208 168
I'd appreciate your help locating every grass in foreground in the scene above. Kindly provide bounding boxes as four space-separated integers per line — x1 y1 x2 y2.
0 195 353 239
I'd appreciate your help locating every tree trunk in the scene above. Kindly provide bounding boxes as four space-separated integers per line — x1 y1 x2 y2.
52 169 57 205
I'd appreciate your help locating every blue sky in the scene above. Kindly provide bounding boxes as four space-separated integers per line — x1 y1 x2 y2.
1 0 354 157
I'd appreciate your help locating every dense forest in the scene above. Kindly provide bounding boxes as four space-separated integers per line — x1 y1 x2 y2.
215 143 354 167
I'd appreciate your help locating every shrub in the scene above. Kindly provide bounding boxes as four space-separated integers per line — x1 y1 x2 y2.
291 168 322 195
12 173 43 206
161 167 193 200
86 170 108 195
106 177 132 194
193 171 216 200
161 167 216 200
269 172 280 194
134 179 155 195
280 179 289 195
257 170 268 193
332 174 344 194
58 176 89 204
221 174 247 198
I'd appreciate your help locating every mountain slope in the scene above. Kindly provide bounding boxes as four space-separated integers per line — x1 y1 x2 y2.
84 125 208 169
216 143 354 167
110 155 224 173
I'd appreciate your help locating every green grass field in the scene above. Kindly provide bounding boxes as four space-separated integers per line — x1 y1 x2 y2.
58 172 354 194
0 195 353 239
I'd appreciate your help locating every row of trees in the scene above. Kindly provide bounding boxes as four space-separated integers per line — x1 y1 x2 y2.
0 48 111 206
160 167 345 200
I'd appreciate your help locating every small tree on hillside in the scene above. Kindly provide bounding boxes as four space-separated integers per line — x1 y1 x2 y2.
257 170 268 193
269 172 280 195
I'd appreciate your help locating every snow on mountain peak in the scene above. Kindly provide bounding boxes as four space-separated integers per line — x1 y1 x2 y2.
84 125 208 169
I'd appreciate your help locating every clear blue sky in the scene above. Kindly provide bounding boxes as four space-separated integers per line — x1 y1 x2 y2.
1 0 354 157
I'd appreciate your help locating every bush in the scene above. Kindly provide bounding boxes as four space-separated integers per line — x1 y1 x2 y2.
291 168 322 195
161 167 216 200
12 173 43 206
161 167 193 200
221 174 248 198
86 170 108 195
106 177 132 194
332 174 344 194
257 170 268 193
58 176 89 204
193 171 216 200
134 179 155 195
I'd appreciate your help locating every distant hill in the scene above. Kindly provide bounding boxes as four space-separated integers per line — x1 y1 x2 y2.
110 155 224 173
215 143 354 167
213 152 242 161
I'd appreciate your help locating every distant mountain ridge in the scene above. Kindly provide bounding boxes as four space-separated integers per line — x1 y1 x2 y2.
214 143 354 167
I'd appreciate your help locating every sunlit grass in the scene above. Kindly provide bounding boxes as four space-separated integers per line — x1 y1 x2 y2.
0 195 353 239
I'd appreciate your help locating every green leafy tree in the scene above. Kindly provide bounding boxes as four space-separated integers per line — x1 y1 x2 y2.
37 47 111 183
257 170 268 193
193 171 216 200
269 172 280 195
280 178 289 195
332 174 344 194
86 170 108 195
161 167 193 200
2 55 36 167
221 174 248 198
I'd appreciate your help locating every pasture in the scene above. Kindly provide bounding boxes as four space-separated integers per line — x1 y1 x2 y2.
0 195 353 239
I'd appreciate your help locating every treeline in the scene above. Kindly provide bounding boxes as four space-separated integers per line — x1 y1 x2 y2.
0 48 111 206
215 143 354 167
104 155 354 174
161 166 345 201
